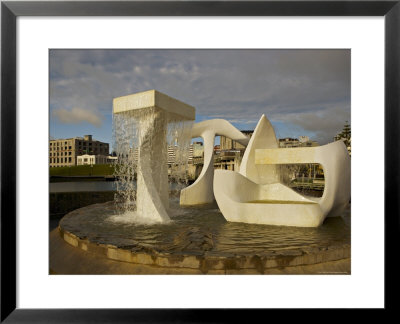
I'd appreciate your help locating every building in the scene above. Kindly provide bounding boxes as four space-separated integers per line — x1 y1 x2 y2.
77 154 117 166
299 139 319 147
167 142 203 166
167 145 177 165
220 130 253 151
107 156 118 164
298 136 310 143
49 135 110 167
213 131 253 173
279 137 299 148
279 137 319 148
188 142 204 163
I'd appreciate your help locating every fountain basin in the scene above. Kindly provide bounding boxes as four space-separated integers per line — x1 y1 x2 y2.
50 200 351 274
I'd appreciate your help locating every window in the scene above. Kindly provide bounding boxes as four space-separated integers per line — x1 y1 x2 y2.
69 146 72 149
69 152 71 156
65 157 67 162
69 157 71 162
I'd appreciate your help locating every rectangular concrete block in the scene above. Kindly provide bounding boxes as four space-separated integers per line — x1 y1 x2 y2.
113 89 195 120
255 147 317 165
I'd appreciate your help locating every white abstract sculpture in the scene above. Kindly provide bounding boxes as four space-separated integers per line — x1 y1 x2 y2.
239 114 280 184
180 119 250 205
113 90 195 222
213 115 351 227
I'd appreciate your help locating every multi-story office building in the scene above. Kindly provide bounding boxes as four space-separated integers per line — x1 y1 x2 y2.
189 142 204 162
220 130 253 151
49 135 110 167
167 145 178 165
167 142 204 166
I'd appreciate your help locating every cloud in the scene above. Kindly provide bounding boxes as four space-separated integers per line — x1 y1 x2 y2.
52 107 103 127
273 103 351 144
49 49 350 143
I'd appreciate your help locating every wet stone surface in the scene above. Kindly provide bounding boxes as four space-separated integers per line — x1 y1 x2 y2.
59 198 351 259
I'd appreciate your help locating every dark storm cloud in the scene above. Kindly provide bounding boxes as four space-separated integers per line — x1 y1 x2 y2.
49 49 350 143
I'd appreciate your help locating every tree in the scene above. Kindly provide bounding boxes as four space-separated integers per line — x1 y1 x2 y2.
334 122 351 154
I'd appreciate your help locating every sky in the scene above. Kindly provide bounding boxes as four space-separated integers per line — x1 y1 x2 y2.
49 49 350 150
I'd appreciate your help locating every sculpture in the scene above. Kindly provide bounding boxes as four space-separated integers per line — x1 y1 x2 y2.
112 90 350 227
180 119 249 205
113 90 195 223
213 115 351 227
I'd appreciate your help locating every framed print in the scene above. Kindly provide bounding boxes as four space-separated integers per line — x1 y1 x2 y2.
1 0 399 321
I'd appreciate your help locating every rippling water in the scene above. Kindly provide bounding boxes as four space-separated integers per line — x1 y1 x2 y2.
60 198 350 257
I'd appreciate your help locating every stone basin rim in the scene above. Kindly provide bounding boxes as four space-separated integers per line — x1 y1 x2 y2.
58 212 351 273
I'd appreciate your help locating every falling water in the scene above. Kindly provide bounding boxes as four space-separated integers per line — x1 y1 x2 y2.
112 107 193 223
167 119 193 191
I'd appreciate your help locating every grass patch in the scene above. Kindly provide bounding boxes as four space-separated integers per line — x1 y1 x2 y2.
50 165 116 176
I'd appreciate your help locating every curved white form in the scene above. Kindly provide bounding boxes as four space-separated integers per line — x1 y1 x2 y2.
214 170 323 227
239 114 280 184
255 140 351 218
135 113 170 223
214 115 351 227
180 119 250 205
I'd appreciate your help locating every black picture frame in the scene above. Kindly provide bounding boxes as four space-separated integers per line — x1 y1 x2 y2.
1 0 399 322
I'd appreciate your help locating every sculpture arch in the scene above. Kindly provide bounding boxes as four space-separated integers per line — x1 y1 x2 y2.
180 119 250 205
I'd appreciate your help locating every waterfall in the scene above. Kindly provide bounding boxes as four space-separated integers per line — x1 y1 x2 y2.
112 106 193 224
